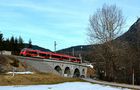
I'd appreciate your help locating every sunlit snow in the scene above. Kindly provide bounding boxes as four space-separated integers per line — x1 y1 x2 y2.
0 82 130 90
7 71 34 74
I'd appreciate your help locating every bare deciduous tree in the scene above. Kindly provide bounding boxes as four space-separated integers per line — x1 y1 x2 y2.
88 4 125 81
88 4 125 43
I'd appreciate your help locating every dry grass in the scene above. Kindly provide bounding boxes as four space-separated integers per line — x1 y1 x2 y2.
0 73 84 86
0 55 84 86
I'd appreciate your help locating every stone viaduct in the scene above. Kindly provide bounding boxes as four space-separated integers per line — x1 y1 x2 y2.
16 56 88 78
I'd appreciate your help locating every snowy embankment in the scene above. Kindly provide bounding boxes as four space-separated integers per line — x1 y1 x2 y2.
0 82 130 90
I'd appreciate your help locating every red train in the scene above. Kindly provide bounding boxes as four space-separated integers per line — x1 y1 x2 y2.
20 48 81 63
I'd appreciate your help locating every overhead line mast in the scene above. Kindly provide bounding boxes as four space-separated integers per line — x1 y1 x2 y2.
54 41 57 53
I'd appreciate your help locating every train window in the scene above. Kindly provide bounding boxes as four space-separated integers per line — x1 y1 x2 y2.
71 58 76 60
62 57 69 60
52 55 60 58
39 53 46 56
51 55 61 60
46 54 50 57
29 51 37 54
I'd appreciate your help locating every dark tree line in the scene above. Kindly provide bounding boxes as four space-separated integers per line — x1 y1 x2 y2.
0 32 3 54
0 32 32 55
90 41 139 84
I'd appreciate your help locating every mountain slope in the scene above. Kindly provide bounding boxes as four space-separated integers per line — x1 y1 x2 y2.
57 45 92 55
116 18 140 46
58 18 140 60
24 43 51 52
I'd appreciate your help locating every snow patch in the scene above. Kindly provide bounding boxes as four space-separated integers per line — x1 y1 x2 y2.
0 82 130 90
7 71 34 74
86 64 94 68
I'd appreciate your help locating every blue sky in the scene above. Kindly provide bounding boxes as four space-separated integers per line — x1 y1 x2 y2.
0 0 140 51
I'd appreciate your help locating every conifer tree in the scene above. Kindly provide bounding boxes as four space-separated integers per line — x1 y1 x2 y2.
10 36 15 53
5 38 10 51
28 39 32 48
18 36 24 50
0 32 3 53
14 37 18 54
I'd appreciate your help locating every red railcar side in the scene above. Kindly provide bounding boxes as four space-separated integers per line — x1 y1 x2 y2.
20 48 81 63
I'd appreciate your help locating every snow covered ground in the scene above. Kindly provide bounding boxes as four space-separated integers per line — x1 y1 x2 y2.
0 82 130 90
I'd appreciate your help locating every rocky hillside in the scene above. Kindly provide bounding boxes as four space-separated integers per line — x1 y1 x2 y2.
0 55 35 73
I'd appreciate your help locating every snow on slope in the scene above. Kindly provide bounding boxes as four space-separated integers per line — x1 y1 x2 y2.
0 82 130 90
